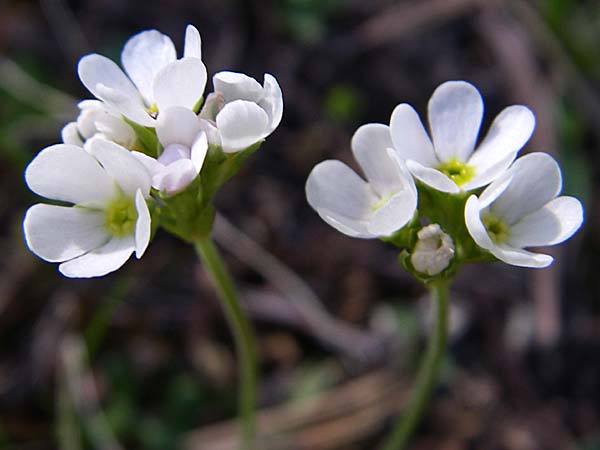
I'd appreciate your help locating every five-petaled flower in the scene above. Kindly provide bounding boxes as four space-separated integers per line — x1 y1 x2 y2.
306 123 417 238
390 80 535 193
465 152 583 268
23 140 152 277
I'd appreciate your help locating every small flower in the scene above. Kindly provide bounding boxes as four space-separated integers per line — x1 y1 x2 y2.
133 106 207 195
200 71 283 153
62 100 136 148
306 124 417 238
411 224 455 276
23 139 152 278
390 80 535 193
464 152 583 268
78 25 206 127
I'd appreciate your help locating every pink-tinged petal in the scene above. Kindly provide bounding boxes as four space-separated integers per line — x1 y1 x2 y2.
59 236 135 278
428 80 483 163
152 159 198 195
23 204 108 263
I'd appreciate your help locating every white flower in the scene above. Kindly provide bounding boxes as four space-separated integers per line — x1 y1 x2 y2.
411 224 455 276
306 124 417 238
390 80 535 193
132 106 207 195
200 71 283 153
61 100 136 148
78 25 206 127
465 152 583 268
23 139 152 278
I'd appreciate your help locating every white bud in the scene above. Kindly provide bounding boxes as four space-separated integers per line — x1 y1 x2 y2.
411 224 455 276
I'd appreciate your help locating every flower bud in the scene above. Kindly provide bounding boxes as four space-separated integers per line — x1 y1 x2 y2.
411 224 455 276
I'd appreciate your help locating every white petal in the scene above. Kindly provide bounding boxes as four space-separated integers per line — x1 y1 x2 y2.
156 106 202 147
490 152 562 224
94 113 136 147
183 25 202 59
190 131 208 172
131 151 163 176
406 160 460 194
367 189 417 236
199 118 221 146
25 144 115 207
351 123 399 197
134 189 151 258
89 139 151 197
464 195 495 251
306 160 377 220
508 196 584 247
61 122 83 146
489 244 553 268
153 58 207 112
477 172 512 208
213 71 264 103
78 54 145 109
390 103 438 167
216 100 270 153
121 30 176 103
467 105 535 188
59 237 135 278
428 80 483 162
314 208 373 238
462 152 516 192
258 74 283 132
23 204 108 262
95 83 155 126
152 159 198 195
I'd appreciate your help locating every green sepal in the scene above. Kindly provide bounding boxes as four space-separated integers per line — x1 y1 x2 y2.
123 117 162 157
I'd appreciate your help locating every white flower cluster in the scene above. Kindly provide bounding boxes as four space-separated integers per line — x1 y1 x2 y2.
306 81 583 272
24 25 283 278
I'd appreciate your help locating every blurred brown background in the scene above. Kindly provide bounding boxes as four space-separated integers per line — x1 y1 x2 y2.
0 0 598 449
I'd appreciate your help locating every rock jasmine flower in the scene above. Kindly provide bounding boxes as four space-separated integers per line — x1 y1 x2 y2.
390 80 535 193
133 106 208 195
78 25 206 127
23 140 152 277
465 152 583 268
200 71 283 153
306 124 417 238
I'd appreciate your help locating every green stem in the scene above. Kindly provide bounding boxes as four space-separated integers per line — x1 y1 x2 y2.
194 236 258 450
379 283 450 450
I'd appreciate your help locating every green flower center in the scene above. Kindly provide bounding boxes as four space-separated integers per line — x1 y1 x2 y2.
436 158 475 186
146 103 159 116
482 213 509 244
105 198 137 237
371 194 392 212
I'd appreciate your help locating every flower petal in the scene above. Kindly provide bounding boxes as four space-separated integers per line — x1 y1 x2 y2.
121 30 176 103
489 244 553 268
134 189 151 258
306 160 377 221
351 123 399 197
156 106 202 147
59 236 135 278
213 71 264 103
464 195 495 251
153 58 207 111
367 189 417 236
405 160 460 194
25 144 115 207
466 105 535 189
390 103 438 167
313 209 373 238
428 80 483 162
94 83 155 126
183 25 202 59
89 139 151 198
259 74 283 133
23 204 108 262
490 152 562 224
131 151 163 176
216 100 270 152
508 196 584 247
190 131 208 172
152 159 198 195
61 122 83 146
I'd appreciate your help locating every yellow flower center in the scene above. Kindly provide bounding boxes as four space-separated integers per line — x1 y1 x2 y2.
105 198 137 237
436 158 475 186
482 213 509 244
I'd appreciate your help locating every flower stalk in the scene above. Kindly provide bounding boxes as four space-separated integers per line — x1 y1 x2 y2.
379 283 450 450
194 236 258 450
